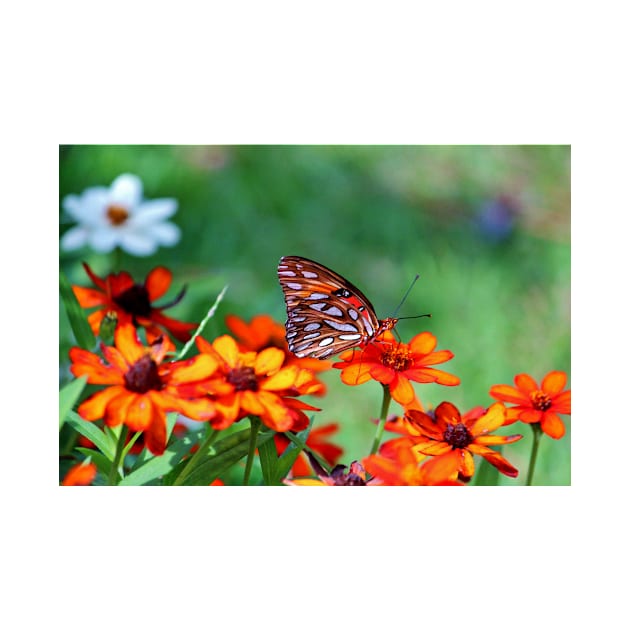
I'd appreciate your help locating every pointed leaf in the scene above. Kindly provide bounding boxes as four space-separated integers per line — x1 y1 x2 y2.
59 375 87 429
65 411 115 460
60 270 96 350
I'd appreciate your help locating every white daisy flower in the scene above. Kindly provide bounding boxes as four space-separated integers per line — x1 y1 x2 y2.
60 173 181 257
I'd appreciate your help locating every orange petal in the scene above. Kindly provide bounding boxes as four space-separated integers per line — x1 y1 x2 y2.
144 266 172 301
240 390 265 415
77 386 127 421
340 363 373 386
489 384 531 405
413 440 452 456
460 449 475 478
61 461 98 486
409 332 437 354
212 335 241 367
72 285 107 308
114 323 146 365
420 451 461 483
542 370 567 395
540 412 566 439
470 444 519 477
434 402 461 426
262 366 298 391
369 364 396 385
514 373 539 394
475 433 523 445
389 374 416 405
169 354 219 384
415 350 454 366
519 409 543 423
123 394 153 431
552 390 571 414
470 402 506 436
255 346 285 375
70 347 124 384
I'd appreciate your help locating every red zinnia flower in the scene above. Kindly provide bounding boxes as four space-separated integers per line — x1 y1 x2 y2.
384 401 523 481
61 461 98 486
194 335 321 432
69 323 218 455
489 371 571 439
72 262 197 343
333 330 460 405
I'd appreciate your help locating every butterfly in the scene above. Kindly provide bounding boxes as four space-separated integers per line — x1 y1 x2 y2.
277 255 398 359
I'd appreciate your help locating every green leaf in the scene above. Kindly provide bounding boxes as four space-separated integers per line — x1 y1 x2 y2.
258 435 280 486
118 434 200 486
181 428 275 486
60 269 96 350
65 411 116 460
75 447 113 478
59 375 87 429
177 284 229 360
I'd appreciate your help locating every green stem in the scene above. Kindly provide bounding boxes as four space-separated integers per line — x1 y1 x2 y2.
107 426 128 486
526 424 543 486
172 426 219 486
243 416 261 485
370 385 392 455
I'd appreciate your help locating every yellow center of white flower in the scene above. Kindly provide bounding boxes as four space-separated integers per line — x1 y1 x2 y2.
107 204 129 226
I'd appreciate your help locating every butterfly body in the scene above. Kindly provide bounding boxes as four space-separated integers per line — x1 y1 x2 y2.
277 255 398 359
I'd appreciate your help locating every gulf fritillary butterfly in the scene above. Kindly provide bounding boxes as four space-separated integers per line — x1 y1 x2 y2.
277 255 398 359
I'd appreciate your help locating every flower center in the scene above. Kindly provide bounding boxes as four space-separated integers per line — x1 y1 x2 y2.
530 390 552 411
107 204 130 226
443 422 473 449
380 347 413 372
227 367 259 391
124 355 163 393
114 284 152 317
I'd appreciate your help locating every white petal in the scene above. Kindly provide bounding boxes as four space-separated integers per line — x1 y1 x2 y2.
131 199 179 225
60 226 88 251
62 188 109 225
145 221 181 246
109 174 143 208
118 231 158 256
88 228 119 253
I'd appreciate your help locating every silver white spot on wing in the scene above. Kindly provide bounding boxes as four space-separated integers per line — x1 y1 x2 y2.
318 337 334 347
301 271 318 278
304 323 321 331
323 319 360 333
348 309 359 320
307 293 329 300
286 282 303 290
324 306 343 317
339 334 362 341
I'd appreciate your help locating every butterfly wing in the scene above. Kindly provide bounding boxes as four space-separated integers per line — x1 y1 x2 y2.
277 256 382 359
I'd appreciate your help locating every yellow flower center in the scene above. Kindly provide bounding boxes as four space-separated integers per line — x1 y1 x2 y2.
227 367 259 391
124 355 163 393
107 204 130 226
530 390 552 411
380 347 412 372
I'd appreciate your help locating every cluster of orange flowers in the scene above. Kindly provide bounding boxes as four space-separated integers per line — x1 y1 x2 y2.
62 264 571 486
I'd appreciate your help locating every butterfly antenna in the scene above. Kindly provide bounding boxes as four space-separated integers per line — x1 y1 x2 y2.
392 274 420 318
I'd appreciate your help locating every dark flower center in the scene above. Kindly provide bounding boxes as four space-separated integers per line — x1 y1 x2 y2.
530 390 552 411
227 367 259 391
107 204 130 226
443 422 473 449
381 348 412 372
124 355 163 393
330 465 367 486
114 284 152 318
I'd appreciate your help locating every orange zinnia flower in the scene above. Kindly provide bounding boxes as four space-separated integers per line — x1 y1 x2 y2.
332 330 460 405
489 371 571 439
69 323 218 455
72 262 197 343
384 401 522 481
61 461 98 486
195 334 321 432
274 422 344 477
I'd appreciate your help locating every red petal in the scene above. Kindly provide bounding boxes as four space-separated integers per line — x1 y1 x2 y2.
144 266 172 301
514 373 539 394
77 386 126 421
470 402 506 436
388 374 416 405
72 285 107 308
489 384 531 405
408 332 437 354
552 390 571 414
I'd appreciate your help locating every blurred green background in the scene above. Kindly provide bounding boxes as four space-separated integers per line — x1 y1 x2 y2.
59 145 570 485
